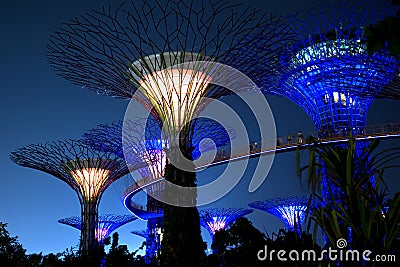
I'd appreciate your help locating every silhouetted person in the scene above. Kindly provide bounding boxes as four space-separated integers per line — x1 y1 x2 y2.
297 131 303 143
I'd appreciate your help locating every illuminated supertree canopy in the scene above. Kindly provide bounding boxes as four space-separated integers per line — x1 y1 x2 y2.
199 208 253 239
82 117 234 213
249 197 312 232
235 0 400 134
85 116 234 203
46 0 291 147
10 140 128 255
58 214 137 244
83 116 234 165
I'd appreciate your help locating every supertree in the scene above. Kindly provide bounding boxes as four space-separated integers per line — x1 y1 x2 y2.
46 1 290 265
10 140 129 255
199 208 253 252
276 0 400 200
234 0 400 136
82 116 235 174
230 0 400 200
58 214 137 245
45 0 288 192
82 116 234 260
249 197 311 233
82 116 234 200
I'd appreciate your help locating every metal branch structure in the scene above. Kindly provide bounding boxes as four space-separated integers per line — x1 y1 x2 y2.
10 140 129 255
58 214 137 244
199 208 253 240
237 0 400 135
249 197 312 233
83 116 234 164
82 116 234 211
46 0 291 146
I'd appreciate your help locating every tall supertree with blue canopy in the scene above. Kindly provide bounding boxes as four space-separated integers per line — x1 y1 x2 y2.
230 0 400 201
199 208 253 253
278 0 400 199
235 0 400 136
58 214 137 245
249 197 312 233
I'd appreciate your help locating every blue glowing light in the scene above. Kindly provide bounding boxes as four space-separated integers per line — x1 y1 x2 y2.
232 1 400 134
58 214 137 244
249 197 312 232
281 37 398 133
199 208 253 240
83 117 234 161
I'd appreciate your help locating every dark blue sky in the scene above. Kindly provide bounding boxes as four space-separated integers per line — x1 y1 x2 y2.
1 0 400 255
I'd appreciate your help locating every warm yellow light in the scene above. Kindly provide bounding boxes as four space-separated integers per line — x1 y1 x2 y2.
70 167 111 201
64 159 112 201
139 68 211 134
324 92 353 106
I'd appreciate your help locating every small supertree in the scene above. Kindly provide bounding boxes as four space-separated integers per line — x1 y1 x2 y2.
249 197 312 233
58 214 137 245
199 208 253 253
10 140 128 256
83 116 234 214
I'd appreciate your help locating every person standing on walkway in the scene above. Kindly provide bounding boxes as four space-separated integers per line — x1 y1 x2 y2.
287 134 292 144
297 130 303 143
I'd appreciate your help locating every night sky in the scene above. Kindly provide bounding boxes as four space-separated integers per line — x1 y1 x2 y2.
1 0 400 255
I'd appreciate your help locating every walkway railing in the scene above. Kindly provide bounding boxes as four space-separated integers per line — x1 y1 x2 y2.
194 122 400 169
124 122 400 215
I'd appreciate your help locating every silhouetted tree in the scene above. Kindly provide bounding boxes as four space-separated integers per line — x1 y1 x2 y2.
366 0 400 56
0 222 29 266
210 217 266 267
105 232 135 267
160 154 207 267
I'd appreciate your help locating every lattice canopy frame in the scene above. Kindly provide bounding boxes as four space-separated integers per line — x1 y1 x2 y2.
234 0 400 134
249 196 313 232
58 214 137 244
10 140 129 254
83 117 234 216
46 0 291 145
83 117 234 165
